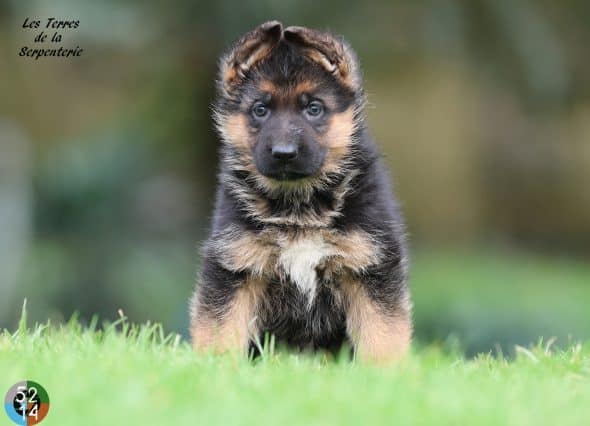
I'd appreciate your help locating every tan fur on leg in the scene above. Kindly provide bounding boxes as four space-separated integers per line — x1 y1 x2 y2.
343 279 412 364
191 279 265 354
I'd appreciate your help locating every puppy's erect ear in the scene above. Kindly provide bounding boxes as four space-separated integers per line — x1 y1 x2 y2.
220 21 283 94
283 26 361 90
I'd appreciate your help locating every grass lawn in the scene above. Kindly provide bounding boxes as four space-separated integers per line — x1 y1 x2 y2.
1 309 589 426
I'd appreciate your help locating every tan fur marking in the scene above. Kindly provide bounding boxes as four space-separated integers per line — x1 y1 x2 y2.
259 80 277 93
343 279 412 364
240 40 272 71
259 80 319 107
220 230 278 276
322 108 355 174
292 80 318 95
219 113 251 150
223 65 237 88
191 278 265 354
305 49 339 75
323 229 381 273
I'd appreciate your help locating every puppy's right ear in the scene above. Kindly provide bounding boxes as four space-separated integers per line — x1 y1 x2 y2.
219 21 282 95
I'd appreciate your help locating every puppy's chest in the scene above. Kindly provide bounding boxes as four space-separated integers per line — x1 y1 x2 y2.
220 227 381 301
275 235 334 297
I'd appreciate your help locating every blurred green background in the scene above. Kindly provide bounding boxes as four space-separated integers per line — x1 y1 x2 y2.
1 0 589 355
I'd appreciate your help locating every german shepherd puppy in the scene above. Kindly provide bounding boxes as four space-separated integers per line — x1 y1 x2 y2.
190 21 411 363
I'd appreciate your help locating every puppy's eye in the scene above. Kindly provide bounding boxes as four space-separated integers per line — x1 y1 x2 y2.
252 103 269 119
305 101 324 118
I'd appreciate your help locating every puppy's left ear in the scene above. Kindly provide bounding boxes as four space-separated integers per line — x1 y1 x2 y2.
220 21 283 95
283 26 361 90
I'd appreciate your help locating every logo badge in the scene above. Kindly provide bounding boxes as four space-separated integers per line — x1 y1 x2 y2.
4 381 50 425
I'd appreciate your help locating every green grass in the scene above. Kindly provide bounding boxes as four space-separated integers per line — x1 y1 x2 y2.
1 308 589 426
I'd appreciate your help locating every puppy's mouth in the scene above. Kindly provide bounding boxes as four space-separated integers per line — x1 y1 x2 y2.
266 169 310 181
254 155 324 182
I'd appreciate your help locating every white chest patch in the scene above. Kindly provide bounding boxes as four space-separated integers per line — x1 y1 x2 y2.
278 236 331 304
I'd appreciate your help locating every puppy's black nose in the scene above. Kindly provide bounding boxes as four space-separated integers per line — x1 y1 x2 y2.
272 144 298 161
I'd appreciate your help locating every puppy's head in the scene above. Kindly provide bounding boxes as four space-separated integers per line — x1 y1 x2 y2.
215 21 364 188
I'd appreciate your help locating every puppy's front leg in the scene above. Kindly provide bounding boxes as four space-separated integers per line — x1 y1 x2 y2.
190 273 264 355
343 278 412 364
